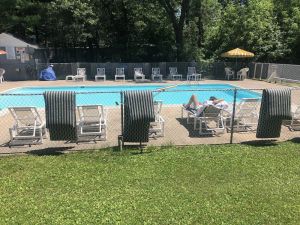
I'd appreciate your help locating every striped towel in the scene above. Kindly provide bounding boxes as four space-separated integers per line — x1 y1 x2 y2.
256 88 291 138
123 91 155 142
44 91 77 140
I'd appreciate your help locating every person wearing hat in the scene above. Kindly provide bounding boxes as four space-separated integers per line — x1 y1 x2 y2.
183 95 228 116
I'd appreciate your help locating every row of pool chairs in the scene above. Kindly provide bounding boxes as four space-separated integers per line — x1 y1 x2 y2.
7 101 165 147
66 67 202 82
181 98 300 135
181 98 261 135
7 98 300 147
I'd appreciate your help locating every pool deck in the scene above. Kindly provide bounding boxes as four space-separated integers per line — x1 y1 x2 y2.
0 79 299 155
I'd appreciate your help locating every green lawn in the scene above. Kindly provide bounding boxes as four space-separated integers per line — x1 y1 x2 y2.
1 142 300 225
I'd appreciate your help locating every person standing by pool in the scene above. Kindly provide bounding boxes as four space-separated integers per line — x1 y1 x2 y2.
183 95 229 116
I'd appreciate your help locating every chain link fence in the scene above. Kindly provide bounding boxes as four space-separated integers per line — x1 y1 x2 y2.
0 87 300 154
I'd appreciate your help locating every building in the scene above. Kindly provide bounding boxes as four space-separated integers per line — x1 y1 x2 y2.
0 33 38 81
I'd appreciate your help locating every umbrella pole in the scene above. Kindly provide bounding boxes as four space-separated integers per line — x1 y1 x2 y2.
235 58 238 80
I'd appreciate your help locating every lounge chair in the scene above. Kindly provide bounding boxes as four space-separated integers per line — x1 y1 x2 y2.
115 68 125 81
66 68 87 81
8 107 46 147
0 68 5 83
225 98 260 132
95 68 106 81
181 104 225 135
237 67 249 80
76 105 107 142
194 105 225 135
151 68 163 81
187 67 202 81
149 100 165 137
134 68 145 81
285 105 300 131
225 67 234 80
169 67 182 80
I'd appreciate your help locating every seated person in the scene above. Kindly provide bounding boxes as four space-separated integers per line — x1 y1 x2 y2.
184 95 228 116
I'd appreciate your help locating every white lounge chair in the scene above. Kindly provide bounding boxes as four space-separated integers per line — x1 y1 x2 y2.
237 67 249 80
76 105 107 142
284 105 300 131
187 67 202 81
0 68 5 83
134 68 145 81
149 100 165 137
151 68 163 81
225 67 234 80
115 68 125 81
169 67 182 80
8 107 46 147
95 68 106 81
194 105 225 135
225 98 260 132
66 68 87 81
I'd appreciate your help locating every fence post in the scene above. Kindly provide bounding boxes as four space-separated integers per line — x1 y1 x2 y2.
120 91 124 135
118 91 124 151
230 88 237 144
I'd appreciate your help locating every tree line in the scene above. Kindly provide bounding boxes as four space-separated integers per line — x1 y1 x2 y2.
1 0 300 63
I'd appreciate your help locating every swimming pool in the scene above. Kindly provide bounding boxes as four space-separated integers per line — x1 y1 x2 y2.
0 84 261 109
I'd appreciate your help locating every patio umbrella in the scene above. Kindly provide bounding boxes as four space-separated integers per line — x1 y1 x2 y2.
221 48 254 79
0 50 7 55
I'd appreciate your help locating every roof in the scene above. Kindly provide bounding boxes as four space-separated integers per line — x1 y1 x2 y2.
0 33 38 49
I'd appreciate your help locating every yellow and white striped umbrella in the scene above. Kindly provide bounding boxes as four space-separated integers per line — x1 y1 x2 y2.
221 48 254 58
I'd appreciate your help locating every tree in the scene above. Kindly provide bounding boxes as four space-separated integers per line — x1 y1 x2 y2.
158 0 191 61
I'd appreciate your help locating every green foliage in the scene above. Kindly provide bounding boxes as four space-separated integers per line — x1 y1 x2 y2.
0 142 300 224
1 0 299 62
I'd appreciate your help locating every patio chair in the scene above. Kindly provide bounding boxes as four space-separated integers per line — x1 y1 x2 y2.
95 68 106 81
8 107 46 147
151 68 163 81
194 105 225 135
115 68 125 81
66 68 87 81
225 67 234 80
76 105 107 142
169 67 182 80
187 67 202 81
149 100 165 137
225 98 260 132
285 105 300 131
0 68 5 83
237 67 249 80
134 68 145 81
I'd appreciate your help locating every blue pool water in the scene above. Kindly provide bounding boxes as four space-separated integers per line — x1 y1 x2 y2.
0 84 261 109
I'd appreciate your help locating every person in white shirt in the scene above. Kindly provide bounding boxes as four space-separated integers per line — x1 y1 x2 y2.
184 95 229 116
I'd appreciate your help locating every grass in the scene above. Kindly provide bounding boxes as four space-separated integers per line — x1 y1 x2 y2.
1 142 300 224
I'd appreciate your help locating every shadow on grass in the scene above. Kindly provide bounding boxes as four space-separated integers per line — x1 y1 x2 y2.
27 147 74 156
110 144 155 155
240 140 278 147
290 137 300 143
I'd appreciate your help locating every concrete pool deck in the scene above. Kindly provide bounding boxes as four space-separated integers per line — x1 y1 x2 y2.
0 79 300 155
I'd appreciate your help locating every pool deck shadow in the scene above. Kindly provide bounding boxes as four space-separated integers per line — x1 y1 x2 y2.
176 118 217 138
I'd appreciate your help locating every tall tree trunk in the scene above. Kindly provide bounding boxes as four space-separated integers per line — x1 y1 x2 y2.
158 0 190 61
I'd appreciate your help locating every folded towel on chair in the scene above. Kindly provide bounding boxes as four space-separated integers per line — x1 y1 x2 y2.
256 88 291 138
123 90 155 142
44 91 77 140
